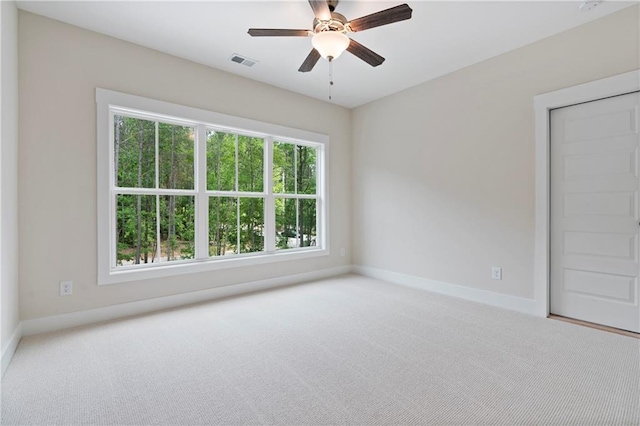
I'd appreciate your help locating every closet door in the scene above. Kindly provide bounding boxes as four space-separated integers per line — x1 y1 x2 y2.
550 92 640 333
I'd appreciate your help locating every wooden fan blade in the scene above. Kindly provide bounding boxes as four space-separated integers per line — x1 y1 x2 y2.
308 0 332 21
348 4 412 32
298 49 322 72
347 39 385 67
248 28 311 37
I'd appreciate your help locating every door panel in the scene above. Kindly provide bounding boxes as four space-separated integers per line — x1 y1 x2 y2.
563 231 635 259
563 150 635 179
563 269 636 303
563 108 636 142
563 192 636 217
550 92 640 332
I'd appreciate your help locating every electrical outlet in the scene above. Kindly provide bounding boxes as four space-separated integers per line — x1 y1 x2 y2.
340 248 346 257
59 281 73 296
491 267 502 280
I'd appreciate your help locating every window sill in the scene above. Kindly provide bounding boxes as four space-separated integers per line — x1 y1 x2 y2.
98 247 330 285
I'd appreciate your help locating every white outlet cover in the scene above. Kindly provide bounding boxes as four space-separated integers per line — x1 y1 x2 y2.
491 267 502 280
60 280 73 296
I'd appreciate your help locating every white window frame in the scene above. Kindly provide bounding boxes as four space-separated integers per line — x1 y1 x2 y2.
96 88 329 285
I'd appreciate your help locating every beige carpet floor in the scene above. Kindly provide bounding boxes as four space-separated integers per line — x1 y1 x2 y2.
2 274 639 425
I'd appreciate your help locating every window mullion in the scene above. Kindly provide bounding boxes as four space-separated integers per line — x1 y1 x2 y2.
205 190 263 197
156 194 161 262
294 145 299 248
196 125 209 259
116 188 197 196
236 197 241 255
155 122 161 263
319 144 326 249
109 112 117 269
295 198 300 249
235 134 240 254
235 134 239 192
269 193 316 200
315 150 321 249
265 137 275 253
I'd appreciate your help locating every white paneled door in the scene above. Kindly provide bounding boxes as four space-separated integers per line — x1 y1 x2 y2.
551 92 640 333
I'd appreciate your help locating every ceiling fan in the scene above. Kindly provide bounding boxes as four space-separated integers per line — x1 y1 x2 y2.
248 0 413 73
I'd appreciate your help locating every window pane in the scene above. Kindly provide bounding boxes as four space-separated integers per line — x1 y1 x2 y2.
159 195 195 262
238 136 264 192
114 116 156 188
297 145 317 195
239 197 264 254
207 131 236 191
116 194 157 266
159 123 194 189
298 199 317 247
273 142 295 193
275 198 297 250
209 197 237 256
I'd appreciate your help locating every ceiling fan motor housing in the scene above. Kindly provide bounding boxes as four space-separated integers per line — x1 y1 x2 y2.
313 12 348 34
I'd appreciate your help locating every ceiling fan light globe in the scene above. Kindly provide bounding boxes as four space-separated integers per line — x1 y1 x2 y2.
312 31 349 60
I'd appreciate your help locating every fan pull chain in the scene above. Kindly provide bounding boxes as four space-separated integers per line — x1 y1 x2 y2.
328 57 334 101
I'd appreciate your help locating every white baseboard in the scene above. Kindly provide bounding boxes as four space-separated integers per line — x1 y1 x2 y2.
22 265 352 337
20 265 535 340
353 265 538 316
2 322 22 378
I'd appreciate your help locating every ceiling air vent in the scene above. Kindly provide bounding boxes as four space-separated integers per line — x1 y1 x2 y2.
579 1 602 12
229 54 258 67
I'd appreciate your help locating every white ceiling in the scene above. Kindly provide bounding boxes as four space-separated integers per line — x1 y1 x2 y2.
17 1 637 108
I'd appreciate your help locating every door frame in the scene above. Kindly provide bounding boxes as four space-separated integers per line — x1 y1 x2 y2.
533 70 640 317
